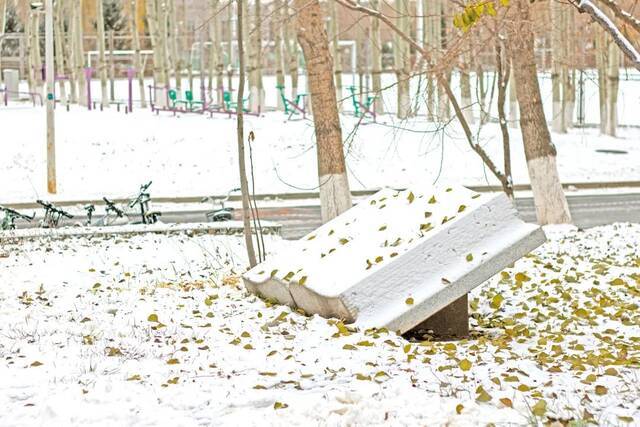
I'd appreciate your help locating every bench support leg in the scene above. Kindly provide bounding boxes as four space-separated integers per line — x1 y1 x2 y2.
412 294 469 340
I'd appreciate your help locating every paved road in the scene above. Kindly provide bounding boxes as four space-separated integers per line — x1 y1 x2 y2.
160 193 640 240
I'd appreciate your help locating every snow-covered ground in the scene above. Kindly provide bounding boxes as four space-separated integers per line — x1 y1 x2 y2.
1 104 639 204
1 224 639 425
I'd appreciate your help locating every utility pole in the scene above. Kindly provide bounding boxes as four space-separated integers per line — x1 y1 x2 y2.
45 0 57 193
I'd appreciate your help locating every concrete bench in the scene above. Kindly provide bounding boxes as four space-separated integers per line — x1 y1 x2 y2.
243 185 546 337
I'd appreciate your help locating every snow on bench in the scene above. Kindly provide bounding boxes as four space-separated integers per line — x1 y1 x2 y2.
243 185 546 334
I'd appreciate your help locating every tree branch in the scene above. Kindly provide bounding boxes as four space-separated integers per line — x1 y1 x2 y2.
332 0 510 190
596 0 640 35
577 0 640 71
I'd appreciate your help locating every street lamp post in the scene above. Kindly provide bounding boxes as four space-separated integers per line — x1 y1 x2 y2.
44 0 56 193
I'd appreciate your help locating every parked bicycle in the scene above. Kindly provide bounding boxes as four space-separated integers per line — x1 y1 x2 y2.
81 183 160 227
0 206 35 230
202 188 240 222
36 200 74 228
129 181 161 224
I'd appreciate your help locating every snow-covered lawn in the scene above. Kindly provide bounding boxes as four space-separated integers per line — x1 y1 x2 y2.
2 105 640 205
1 224 638 425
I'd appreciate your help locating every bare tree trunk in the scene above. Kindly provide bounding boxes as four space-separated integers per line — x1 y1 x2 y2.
214 9 224 102
595 26 607 134
284 8 299 100
496 36 513 199
564 68 575 128
147 0 167 107
208 0 219 99
65 0 78 103
248 0 263 113
273 0 285 110
161 2 171 93
507 63 518 128
424 0 437 120
295 0 352 222
130 0 147 108
54 0 68 106
0 0 7 87
394 0 411 118
329 0 343 109
563 11 576 128
550 0 566 133
169 0 182 97
96 0 109 108
435 0 450 121
74 0 87 106
370 0 383 114
226 4 233 92
236 0 258 268
32 11 44 94
25 11 34 95
108 30 116 101
508 0 571 224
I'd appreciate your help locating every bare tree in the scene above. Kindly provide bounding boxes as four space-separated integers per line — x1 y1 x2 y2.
0 0 7 87
169 0 182 98
294 0 352 222
248 0 264 113
550 0 567 133
370 0 383 114
97 0 109 108
335 0 571 224
328 0 343 111
394 0 411 118
496 36 513 199
130 0 147 108
147 0 168 107
273 0 285 110
72 0 87 106
284 4 299 100
236 0 258 267
54 0 68 106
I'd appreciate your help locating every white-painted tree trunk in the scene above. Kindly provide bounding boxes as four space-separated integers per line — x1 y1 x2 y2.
509 0 571 225
605 39 620 136
294 0 352 222
526 155 572 224
319 173 353 223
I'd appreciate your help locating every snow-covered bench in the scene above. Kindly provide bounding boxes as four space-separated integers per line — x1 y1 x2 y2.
243 185 546 336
